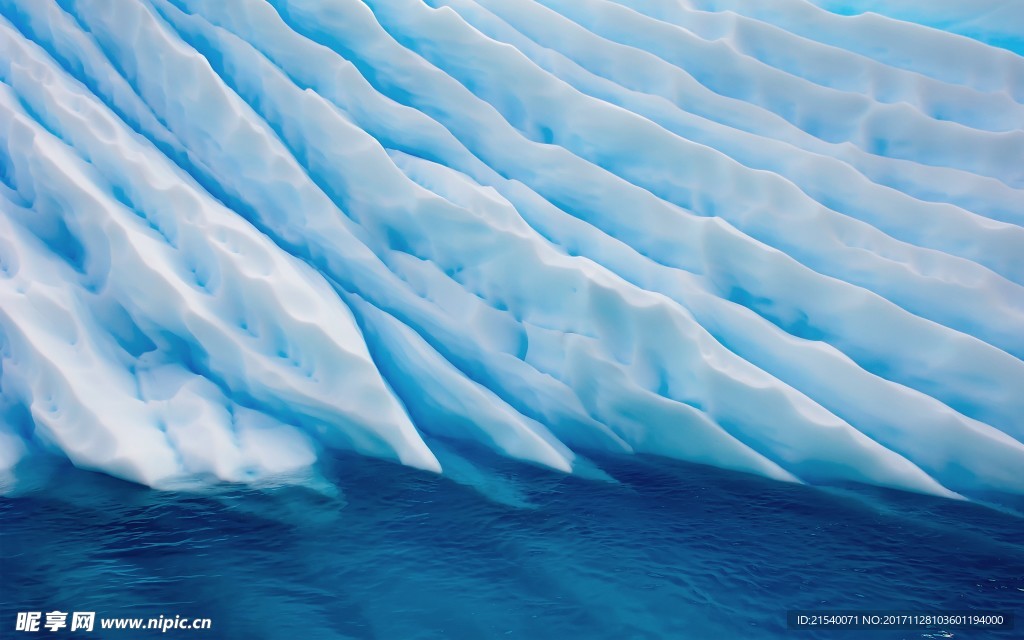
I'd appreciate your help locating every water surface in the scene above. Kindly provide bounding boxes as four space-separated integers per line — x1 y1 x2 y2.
2 451 1022 639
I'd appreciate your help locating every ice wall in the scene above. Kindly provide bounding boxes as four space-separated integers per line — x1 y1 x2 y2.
0 0 1022 498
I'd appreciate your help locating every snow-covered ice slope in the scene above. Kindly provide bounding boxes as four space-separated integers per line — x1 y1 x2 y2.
0 0 1021 498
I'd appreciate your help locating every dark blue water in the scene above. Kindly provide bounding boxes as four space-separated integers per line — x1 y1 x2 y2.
2 450 1022 639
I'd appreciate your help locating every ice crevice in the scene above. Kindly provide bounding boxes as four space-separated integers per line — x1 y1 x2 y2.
0 0 1022 501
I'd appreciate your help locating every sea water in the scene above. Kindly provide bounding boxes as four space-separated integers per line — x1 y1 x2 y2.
2 449 1022 639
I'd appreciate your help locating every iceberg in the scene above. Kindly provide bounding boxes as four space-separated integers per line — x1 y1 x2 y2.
0 0 1022 498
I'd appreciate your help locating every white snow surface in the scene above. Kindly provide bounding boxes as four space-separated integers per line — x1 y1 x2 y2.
0 0 1021 497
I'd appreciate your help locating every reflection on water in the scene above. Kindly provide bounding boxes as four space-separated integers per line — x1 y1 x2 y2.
2 448 1022 639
